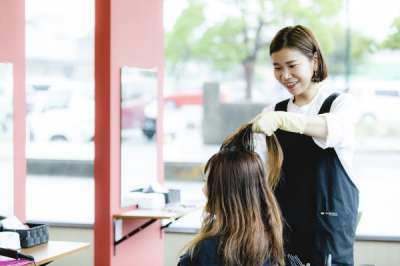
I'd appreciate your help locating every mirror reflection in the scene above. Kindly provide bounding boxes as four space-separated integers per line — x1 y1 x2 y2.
0 63 14 216
120 67 158 207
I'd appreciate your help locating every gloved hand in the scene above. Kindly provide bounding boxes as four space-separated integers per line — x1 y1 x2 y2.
252 111 307 136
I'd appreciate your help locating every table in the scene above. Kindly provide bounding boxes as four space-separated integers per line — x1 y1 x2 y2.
21 241 90 265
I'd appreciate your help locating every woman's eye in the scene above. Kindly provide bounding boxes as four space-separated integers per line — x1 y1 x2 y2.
274 67 282 70
289 64 296 68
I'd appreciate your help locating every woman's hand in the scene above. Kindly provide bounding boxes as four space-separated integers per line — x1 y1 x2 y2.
251 111 307 136
252 111 328 138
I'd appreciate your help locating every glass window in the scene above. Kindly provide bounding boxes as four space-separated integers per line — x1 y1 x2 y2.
163 0 400 238
25 0 94 224
0 63 14 217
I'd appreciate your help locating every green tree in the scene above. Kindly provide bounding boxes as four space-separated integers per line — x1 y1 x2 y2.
328 28 376 75
165 2 206 81
382 17 400 49
165 0 373 99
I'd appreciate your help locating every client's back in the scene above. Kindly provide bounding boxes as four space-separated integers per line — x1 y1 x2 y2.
179 124 285 266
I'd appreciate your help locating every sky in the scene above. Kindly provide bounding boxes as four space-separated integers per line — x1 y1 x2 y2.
23 0 399 60
349 0 400 41
25 0 95 39
164 0 400 42
24 0 399 41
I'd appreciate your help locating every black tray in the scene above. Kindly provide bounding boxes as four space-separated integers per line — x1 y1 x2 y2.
3 223 49 248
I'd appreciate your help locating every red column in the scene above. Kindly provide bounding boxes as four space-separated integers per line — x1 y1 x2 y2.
0 0 26 220
94 0 164 265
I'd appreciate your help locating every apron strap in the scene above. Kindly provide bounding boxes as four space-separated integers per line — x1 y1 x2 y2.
318 92 340 114
274 92 340 114
275 99 290 112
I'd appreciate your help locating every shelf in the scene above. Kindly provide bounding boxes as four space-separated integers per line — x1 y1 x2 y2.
114 205 197 220
112 204 200 249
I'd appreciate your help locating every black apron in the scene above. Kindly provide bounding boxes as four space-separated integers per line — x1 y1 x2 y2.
274 93 359 266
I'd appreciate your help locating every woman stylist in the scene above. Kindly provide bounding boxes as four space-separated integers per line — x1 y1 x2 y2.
252 25 359 266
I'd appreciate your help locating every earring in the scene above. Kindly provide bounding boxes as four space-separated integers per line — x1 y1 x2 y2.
311 70 318 82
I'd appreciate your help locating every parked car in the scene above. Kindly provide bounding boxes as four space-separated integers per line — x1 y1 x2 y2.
141 99 202 140
141 101 158 140
350 82 400 135
27 88 94 143
0 103 12 137
26 83 51 113
164 90 203 107
121 87 155 130
164 89 230 107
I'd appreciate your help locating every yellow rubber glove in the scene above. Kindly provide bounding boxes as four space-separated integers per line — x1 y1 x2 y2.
252 111 307 136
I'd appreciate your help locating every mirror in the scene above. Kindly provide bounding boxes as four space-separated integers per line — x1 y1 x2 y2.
0 63 14 216
120 67 158 207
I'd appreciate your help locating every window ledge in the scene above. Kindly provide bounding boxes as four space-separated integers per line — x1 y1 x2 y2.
27 220 93 229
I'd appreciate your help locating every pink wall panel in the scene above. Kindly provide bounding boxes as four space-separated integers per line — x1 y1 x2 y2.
115 220 163 266
0 0 26 220
95 0 164 265
94 0 112 263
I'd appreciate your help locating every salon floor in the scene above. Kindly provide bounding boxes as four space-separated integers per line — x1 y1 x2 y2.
25 137 400 238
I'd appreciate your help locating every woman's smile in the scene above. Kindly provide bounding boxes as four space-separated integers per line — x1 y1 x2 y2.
285 81 298 90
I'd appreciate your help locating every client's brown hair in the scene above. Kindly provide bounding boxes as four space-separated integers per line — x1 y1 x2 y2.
221 123 283 190
185 123 285 266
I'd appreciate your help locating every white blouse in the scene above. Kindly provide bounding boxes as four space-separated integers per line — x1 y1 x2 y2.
258 85 358 186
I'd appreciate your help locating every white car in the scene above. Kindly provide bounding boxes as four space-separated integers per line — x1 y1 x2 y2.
141 100 203 141
350 81 400 136
28 88 94 143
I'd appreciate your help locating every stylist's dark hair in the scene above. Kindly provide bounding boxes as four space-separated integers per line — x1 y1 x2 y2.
270 25 328 82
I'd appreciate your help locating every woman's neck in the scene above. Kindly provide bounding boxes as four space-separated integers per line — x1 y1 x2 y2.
293 83 320 106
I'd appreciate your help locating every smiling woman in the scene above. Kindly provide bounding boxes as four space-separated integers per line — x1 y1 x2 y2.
271 48 318 99
251 25 360 266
